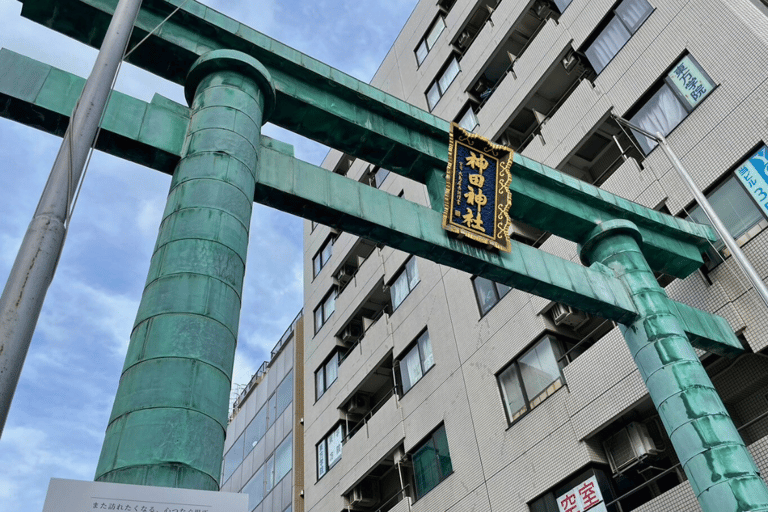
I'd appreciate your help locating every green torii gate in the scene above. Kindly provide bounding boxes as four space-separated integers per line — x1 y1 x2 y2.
1 0 767 510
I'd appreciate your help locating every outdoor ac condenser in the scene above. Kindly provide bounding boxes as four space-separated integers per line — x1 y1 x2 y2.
604 421 659 474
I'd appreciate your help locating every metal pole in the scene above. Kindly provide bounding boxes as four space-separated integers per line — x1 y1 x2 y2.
0 0 143 437
611 114 768 311
657 133 768 311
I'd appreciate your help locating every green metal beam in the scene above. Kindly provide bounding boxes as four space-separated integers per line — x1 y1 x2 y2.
0 48 743 355
17 0 449 183
0 45 716 280
0 48 293 172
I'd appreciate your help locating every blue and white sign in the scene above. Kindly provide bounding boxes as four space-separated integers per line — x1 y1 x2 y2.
734 145 768 218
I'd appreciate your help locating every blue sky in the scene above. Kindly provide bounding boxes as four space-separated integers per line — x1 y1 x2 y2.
0 0 417 508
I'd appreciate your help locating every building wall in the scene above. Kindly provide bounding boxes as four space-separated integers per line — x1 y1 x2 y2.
304 0 768 511
220 315 303 512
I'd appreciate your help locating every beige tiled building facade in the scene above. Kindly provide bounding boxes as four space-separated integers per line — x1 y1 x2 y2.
280 0 768 511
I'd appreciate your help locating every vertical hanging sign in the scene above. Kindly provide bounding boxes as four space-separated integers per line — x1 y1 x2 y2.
734 144 768 218
442 123 513 251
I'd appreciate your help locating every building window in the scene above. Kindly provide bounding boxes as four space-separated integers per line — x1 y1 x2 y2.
317 423 345 480
243 463 265 510
313 235 334 277
275 371 293 418
314 288 337 333
415 16 446 65
584 0 653 74
374 167 390 188
426 55 461 110
315 350 340 400
687 145 768 268
274 432 293 485
412 424 453 499
552 0 573 13
398 330 434 394
391 257 420 310
222 433 244 483
244 404 267 457
629 54 715 153
456 104 479 132
497 335 565 424
472 276 511 316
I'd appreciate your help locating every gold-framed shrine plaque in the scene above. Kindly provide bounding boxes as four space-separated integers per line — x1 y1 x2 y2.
442 123 513 252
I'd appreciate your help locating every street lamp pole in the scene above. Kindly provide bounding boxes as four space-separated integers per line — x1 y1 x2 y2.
613 115 768 311
0 0 144 437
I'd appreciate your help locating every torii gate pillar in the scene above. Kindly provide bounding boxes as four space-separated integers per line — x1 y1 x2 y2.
94 50 276 490
580 220 768 512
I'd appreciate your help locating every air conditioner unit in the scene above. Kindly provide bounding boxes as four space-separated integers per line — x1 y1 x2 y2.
562 51 578 71
457 30 472 49
347 394 371 415
340 323 363 344
533 0 553 19
551 303 589 328
334 264 356 287
604 422 660 474
350 480 379 508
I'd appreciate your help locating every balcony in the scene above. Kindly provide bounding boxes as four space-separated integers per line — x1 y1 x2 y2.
468 0 558 112
339 395 406 507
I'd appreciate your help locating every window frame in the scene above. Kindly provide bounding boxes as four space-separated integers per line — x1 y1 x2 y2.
455 103 479 132
415 15 447 66
583 0 654 75
628 52 716 154
314 287 337 334
552 0 573 13
396 329 435 395
374 166 390 188
390 257 420 311
315 349 340 401
411 424 454 500
312 234 335 278
426 55 461 111
686 143 768 270
471 275 512 317
316 423 345 481
496 334 567 426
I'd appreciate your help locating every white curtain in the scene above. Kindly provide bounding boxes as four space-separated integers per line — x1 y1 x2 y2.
327 425 343 467
630 84 688 154
438 57 460 94
585 16 631 74
616 0 654 33
402 345 423 392
419 331 434 371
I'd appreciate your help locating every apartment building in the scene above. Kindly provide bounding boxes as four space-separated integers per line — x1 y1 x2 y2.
220 312 304 512
303 0 768 511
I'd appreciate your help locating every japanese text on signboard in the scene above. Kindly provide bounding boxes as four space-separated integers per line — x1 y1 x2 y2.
667 55 714 110
442 123 513 251
734 144 768 218
557 476 607 512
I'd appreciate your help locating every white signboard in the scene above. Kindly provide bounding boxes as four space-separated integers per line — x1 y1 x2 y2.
667 54 714 110
557 475 608 512
43 478 248 512
734 145 768 219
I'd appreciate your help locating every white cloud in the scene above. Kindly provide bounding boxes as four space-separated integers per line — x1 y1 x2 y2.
0 426 93 509
0 0 420 509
